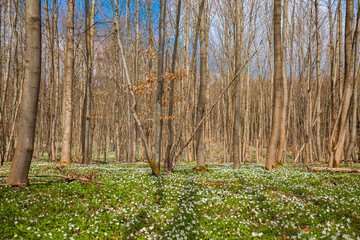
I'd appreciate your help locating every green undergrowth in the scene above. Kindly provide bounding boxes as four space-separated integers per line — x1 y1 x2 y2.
0 162 360 239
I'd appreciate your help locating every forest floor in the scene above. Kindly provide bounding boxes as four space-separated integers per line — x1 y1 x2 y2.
1 161 360 239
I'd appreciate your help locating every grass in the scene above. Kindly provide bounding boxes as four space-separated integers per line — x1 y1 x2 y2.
1 161 360 239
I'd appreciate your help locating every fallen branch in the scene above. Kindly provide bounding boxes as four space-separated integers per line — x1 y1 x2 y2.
309 167 360 174
0 174 66 179
0 173 104 185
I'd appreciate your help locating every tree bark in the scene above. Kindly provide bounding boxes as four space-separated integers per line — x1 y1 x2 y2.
60 0 75 165
7 0 42 186
156 0 167 169
195 0 208 170
333 0 354 167
52 0 60 161
275 0 289 165
265 0 282 170
345 1 360 162
164 0 182 172
81 0 95 164
232 0 243 169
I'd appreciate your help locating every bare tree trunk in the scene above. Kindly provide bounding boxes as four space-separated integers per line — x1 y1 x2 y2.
328 0 335 145
147 0 155 70
132 0 140 163
328 1 342 167
164 0 182 172
333 0 355 167
232 0 243 169
338 2 344 102
156 0 167 169
52 0 60 161
265 0 282 170
44 0 53 161
7 0 41 186
345 1 360 161
276 0 288 165
60 0 75 165
305 5 314 166
195 0 208 170
82 0 95 164
314 0 323 162
242 1 254 162
189 0 205 164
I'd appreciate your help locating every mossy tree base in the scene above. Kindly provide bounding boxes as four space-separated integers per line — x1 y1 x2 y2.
192 165 209 172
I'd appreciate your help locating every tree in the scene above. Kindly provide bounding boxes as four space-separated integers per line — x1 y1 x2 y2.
194 0 208 171
232 0 243 169
7 0 41 186
276 0 288 165
265 0 283 170
345 0 360 162
114 0 160 177
156 0 167 170
332 0 355 167
164 0 182 172
60 0 75 165
81 0 95 164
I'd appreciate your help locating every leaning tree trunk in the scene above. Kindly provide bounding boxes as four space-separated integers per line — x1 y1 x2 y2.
60 0 75 165
114 0 160 177
7 0 41 186
265 0 283 170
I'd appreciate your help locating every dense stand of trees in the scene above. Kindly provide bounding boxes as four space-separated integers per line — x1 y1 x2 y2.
0 0 359 184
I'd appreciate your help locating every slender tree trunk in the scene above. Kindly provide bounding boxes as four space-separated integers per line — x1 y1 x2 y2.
328 1 342 167
276 0 288 165
345 1 360 161
164 0 182 172
147 0 155 70
7 0 41 186
52 0 60 161
265 0 282 170
195 0 208 170
156 0 167 169
338 2 344 102
328 0 335 142
44 0 54 161
82 0 95 164
305 5 314 166
314 0 323 162
131 0 140 163
232 0 243 169
333 0 355 167
60 0 75 165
